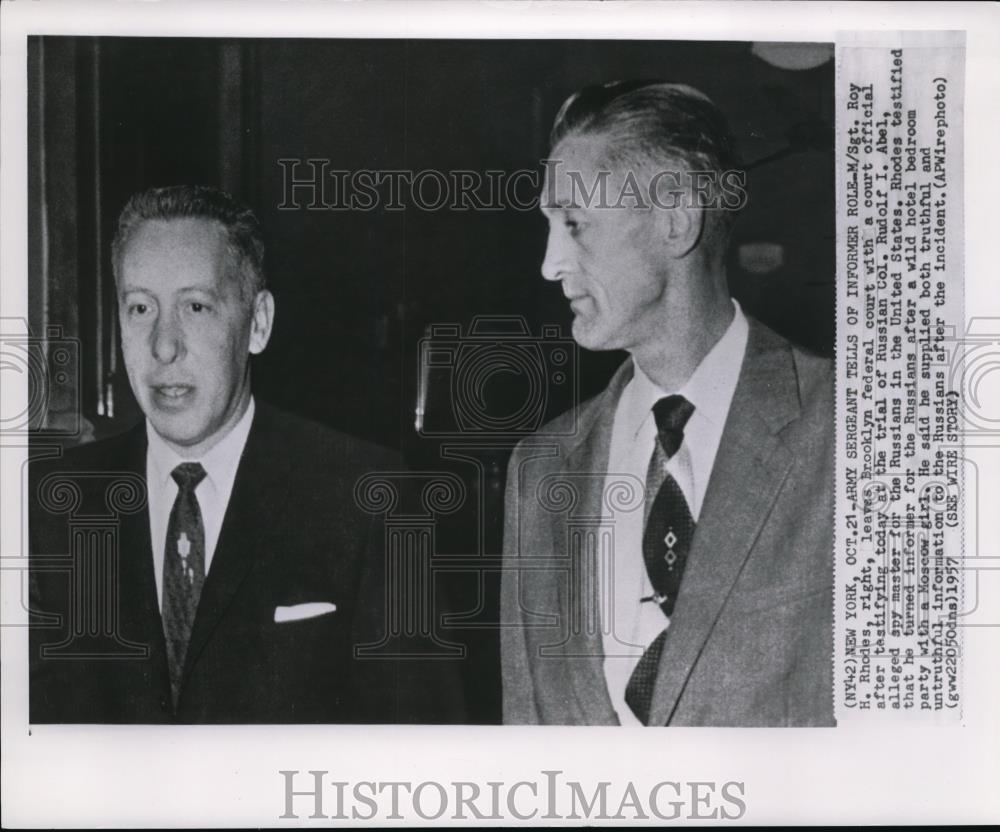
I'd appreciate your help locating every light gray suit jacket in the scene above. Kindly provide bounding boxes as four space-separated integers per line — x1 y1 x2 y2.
501 318 835 726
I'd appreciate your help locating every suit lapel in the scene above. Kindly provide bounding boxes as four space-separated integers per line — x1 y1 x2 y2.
182 405 292 679
111 427 171 686
559 361 634 725
647 321 802 726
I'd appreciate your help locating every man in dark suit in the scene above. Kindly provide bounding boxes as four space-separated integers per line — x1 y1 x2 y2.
30 185 463 723
501 81 835 726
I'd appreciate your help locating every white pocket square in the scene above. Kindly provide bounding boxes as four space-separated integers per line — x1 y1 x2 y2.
274 602 337 623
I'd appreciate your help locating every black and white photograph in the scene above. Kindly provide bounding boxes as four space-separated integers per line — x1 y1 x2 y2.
2 0 998 827
23 34 837 728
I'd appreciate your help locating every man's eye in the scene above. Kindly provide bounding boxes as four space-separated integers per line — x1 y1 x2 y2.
565 218 582 234
129 303 149 316
189 302 208 313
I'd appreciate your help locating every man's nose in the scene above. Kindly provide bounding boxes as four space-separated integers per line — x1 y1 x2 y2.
540 227 570 282
150 314 184 364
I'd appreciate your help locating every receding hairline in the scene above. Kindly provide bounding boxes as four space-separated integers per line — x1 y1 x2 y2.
111 185 267 302
113 215 257 301
550 121 712 177
543 130 703 209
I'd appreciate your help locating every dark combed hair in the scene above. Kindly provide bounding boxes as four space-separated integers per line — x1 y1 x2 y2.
111 185 266 301
550 80 744 235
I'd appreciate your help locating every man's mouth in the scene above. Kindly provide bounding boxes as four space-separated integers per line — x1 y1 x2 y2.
151 384 195 406
567 295 595 315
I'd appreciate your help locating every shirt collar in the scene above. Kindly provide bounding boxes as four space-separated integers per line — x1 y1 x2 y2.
623 300 749 440
146 396 256 491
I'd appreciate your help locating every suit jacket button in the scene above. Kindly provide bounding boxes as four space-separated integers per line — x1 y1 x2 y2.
160 697 170 712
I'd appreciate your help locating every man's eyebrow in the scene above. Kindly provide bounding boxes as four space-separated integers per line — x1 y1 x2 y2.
119 285 223 298
177 285 222 296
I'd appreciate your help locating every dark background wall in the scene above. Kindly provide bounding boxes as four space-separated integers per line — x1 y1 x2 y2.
28 37 834 721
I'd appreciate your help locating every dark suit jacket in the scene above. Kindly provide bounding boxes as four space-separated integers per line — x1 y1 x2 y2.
29 402 465 723
501 319 835 726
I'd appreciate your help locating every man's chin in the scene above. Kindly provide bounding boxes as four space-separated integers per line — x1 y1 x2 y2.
571 317 611 352
146 414 207 452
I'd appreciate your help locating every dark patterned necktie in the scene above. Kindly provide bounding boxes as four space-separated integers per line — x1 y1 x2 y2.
162 462 207 708
625 395 695 725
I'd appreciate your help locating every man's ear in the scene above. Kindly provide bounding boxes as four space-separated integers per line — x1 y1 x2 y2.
248 289 275 355
655 198 704 259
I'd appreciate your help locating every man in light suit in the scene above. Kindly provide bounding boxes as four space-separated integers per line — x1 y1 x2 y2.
30 185 464 723
501 81 834 726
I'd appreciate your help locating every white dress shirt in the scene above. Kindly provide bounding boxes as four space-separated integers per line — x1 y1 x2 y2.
146 397 255 611
600 302 749 725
